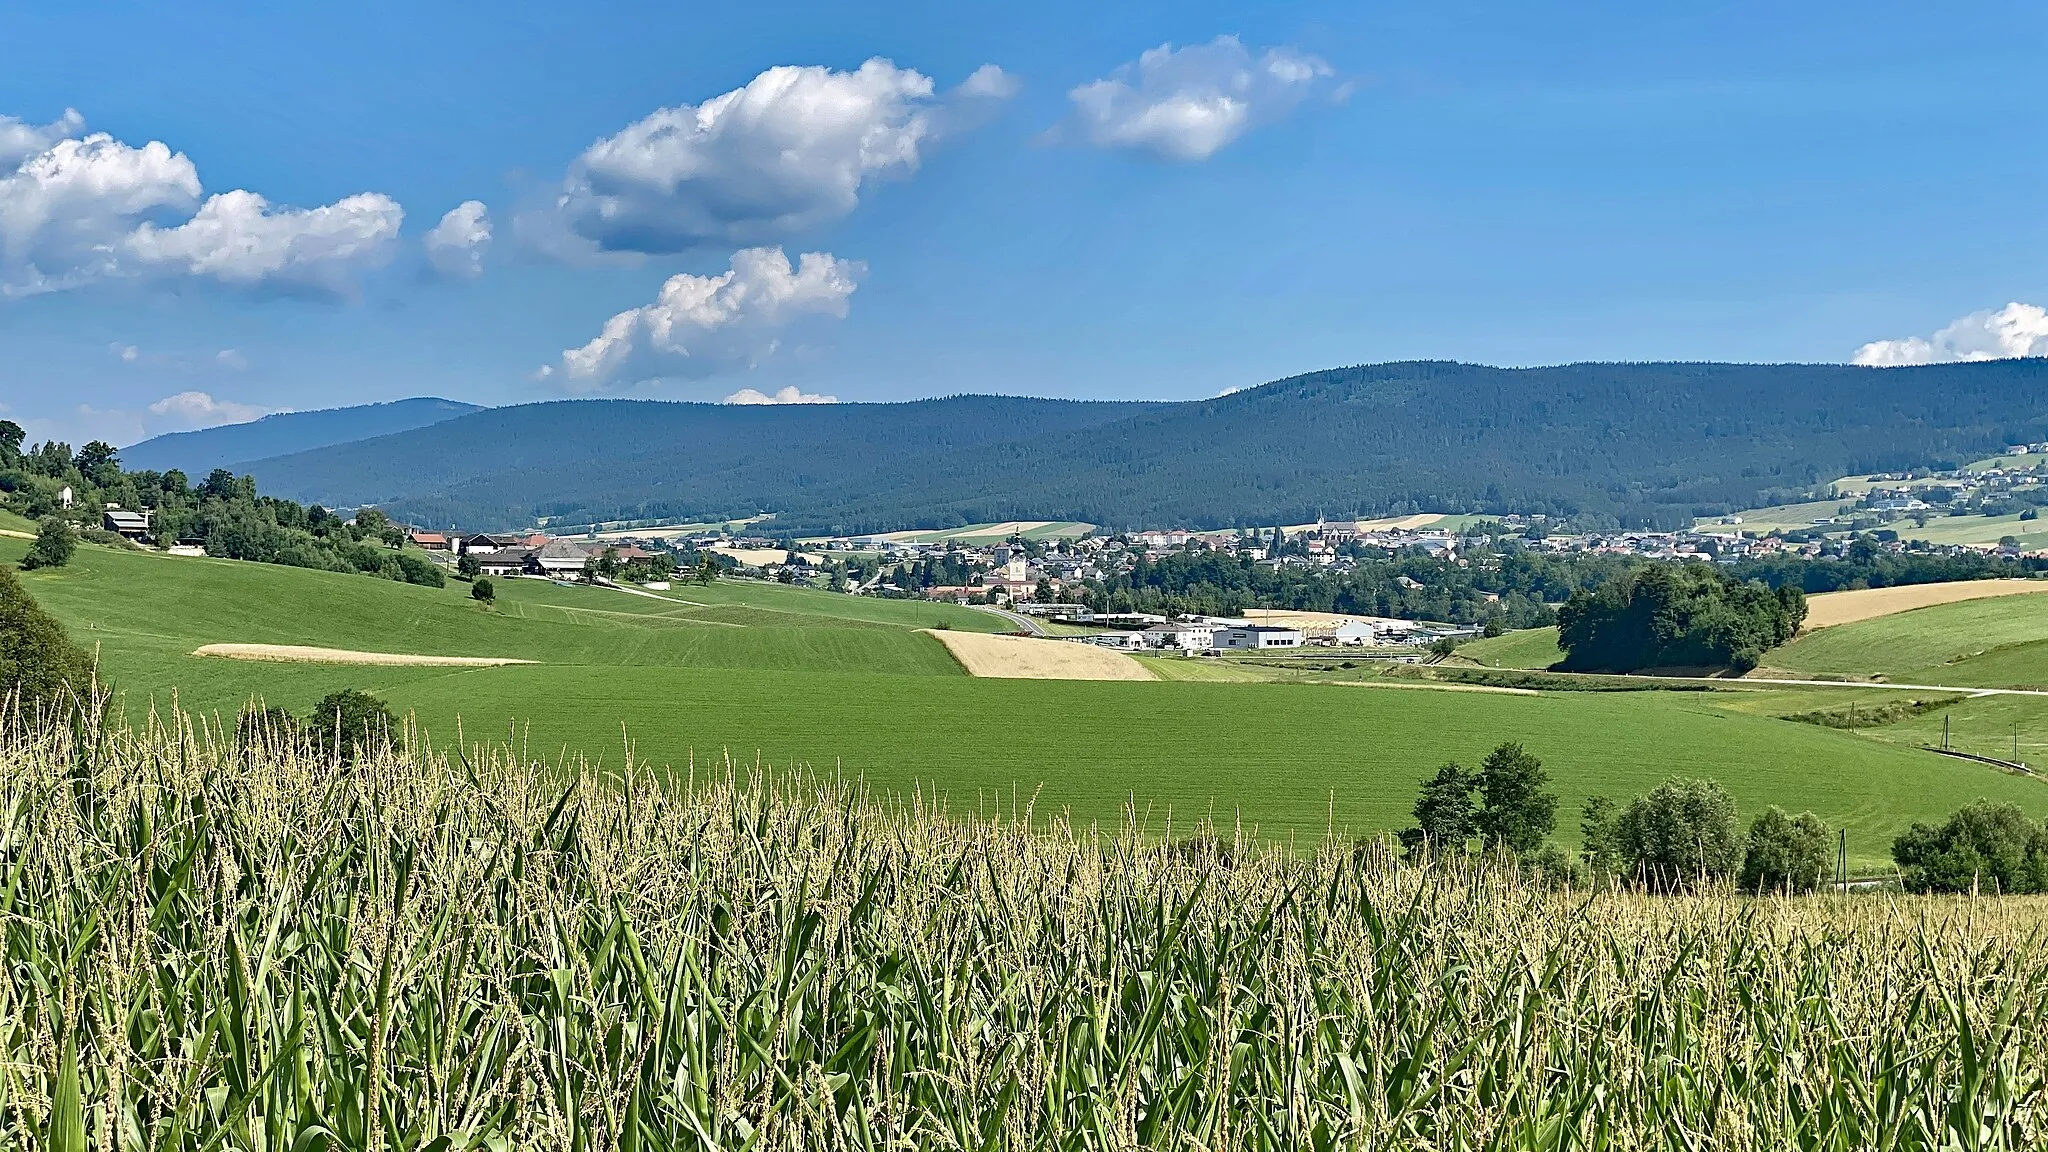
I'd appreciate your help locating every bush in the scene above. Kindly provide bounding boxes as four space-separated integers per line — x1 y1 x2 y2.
1739 806 1833 893
304 689 395 764
392 551 445 588
1893 801 2048 894
472 577 496 603
0 565 95 721
1612 777 1741 891
21 516 77 570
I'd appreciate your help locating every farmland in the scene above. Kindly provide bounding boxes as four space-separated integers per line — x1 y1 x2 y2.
11 537 2048 868
8 715 2048 1149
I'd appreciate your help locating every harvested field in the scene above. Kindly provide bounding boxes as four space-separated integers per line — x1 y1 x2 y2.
926 629 1155 680
193 643 535 667
1802 579 2048 629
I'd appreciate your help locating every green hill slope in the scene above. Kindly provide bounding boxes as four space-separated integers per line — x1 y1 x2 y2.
9 538 2042 868
1766 596 2048 688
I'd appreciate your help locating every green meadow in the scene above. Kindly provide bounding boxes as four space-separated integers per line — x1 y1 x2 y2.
1764 593 2048 687
10 536 2048 868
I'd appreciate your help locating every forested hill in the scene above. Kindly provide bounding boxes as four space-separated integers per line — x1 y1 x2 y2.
121 397 484 476
244 360 2048 533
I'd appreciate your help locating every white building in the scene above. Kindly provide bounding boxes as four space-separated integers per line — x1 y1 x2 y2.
1213 625 1304 650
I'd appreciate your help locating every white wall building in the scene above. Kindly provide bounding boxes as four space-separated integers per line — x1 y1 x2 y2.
1213 625 1304 650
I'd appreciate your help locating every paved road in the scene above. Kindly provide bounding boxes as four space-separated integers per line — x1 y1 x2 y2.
969 604 1047 635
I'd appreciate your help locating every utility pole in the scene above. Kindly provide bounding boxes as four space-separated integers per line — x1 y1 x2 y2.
1838 828 1847 893
1944 713 1952 752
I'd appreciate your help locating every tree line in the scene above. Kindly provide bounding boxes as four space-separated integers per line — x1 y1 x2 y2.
0 425 443 588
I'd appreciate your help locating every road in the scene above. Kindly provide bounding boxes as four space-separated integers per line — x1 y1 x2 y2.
969 604 1047 635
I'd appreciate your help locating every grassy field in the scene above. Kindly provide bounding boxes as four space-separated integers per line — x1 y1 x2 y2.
14 537 2048 867
1763 593 2048 687
16 721 2048 1149
1455 626 1565 669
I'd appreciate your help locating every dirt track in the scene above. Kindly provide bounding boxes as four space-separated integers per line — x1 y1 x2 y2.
925 630 1155 680
1802 580 2048 630
193 644 534 667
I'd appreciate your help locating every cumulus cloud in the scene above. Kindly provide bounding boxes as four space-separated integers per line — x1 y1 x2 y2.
34 391 275 447
424 200 492 278
537 58 1007 256
0 108 84 167
0 110 402 298
723 385 838 405
544 246 861 390
1061 36 1336 161
1853 302 2048 366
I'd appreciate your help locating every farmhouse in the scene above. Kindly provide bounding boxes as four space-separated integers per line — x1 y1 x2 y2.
103 508 151 541
1212 625 1304 650
469 548 532 576
409 531 450 551
529 540 597 576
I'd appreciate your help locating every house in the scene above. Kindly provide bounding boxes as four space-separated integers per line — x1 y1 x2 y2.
58 486 74 510
528 539 596 576
103 509 151 541
1212 625 1304 650
1146 622 1216 651
469 548 532 576
409 531 450 551
459 533 526 555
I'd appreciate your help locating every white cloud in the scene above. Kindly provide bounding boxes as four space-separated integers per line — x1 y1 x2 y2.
0 108 84 167
540 58 1004 255
424 199 492 278
29 391 275 447
957 64 1021 101
215 348 248 370
723 385 838 405
1853 302 2048 366
146 390 270 428
1061 36 1335 161
0 111 402 298
546 246 861 389
111 342 140 363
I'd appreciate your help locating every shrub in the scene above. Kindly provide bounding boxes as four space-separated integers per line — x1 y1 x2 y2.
1739 806 1833 893
472 577 496 603
0 565 94 721
1893 801 2048 894
392 551 446 588
304 689 395 764
21 516 77 570
1613 777 1741 891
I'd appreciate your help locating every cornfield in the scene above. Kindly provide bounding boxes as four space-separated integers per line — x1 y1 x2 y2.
5 706 2048 1151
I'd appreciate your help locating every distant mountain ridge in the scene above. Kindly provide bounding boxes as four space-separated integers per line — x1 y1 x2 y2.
121 397 484 476
238 360 2048 533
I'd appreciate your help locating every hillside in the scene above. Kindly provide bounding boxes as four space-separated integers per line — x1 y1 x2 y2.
240 360 2048 532
7 534 2041 863
121 397 484 475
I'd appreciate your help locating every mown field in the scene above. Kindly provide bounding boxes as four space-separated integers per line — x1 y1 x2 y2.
10 537 2048 867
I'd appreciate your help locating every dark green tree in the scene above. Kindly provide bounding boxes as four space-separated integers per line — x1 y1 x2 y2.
1579 795 1620 874
1612 777 1742 891
0 419 24 465
304 689 396 764
1892 801 2048 894
1473 741 1558 854
23 517 77 570
1399 763 1478 857
471 577 495 603
0 565 96 722
75 441 122 488
1739 807 1833 893
457 550 482 578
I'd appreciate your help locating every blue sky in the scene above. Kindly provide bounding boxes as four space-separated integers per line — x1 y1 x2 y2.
3 0 2046 445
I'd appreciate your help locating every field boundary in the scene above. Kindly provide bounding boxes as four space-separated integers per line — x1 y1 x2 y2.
194 643 536 667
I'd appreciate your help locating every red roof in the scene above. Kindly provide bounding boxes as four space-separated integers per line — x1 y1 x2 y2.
410 532 448 546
